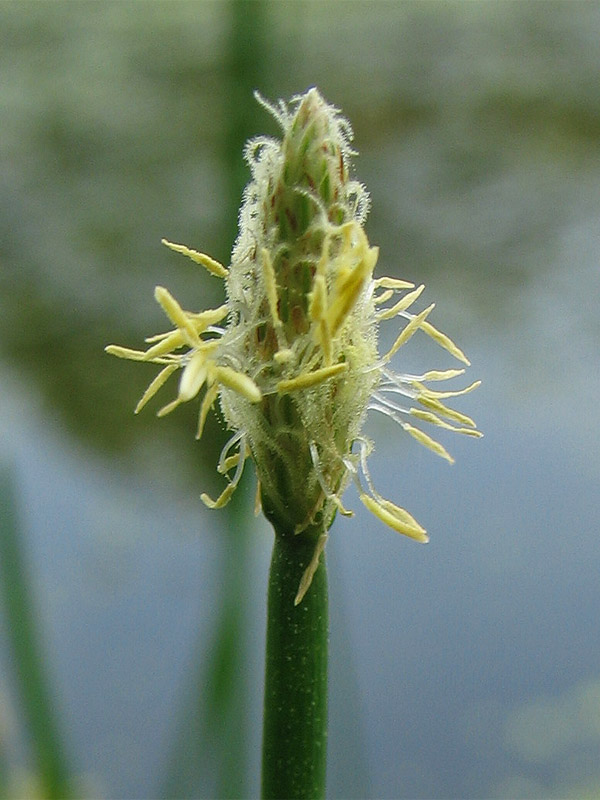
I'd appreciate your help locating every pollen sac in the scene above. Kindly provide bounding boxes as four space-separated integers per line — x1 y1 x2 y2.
220 88 378 534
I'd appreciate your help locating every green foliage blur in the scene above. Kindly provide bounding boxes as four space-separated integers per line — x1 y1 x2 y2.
2 1 599 475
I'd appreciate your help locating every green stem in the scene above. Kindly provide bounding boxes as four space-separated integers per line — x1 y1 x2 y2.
261 526 328 800
0 466 71 799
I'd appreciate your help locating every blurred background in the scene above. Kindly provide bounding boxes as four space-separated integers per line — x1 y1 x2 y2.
1 2 599 798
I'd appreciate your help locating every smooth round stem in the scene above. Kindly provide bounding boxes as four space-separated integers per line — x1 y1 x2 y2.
261 527 328 800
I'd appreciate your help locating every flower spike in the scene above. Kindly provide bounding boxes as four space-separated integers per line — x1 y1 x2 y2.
106 87 480 602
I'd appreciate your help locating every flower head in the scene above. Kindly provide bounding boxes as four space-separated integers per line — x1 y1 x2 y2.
106 88 481 603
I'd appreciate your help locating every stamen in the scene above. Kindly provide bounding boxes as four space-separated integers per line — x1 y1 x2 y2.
260 248 286 349
413 379 481 400
384 304 435 360
416 395 477 428
402 423 455 464
189 304 229 332
219 454 241 474
154 286 200 346
218 430 246 473
145 330 179 343
373 288 394 305
135 364 178 414
419 319 470 365
309 274 328 323
377 497 427 536
215 366 262 403
376 382 417 402
373 276 415 290
161 239 228 279
105 345 148 361
179 351 208 402
143 330 185 360
359 493 429 542
410 408 483 437
319 318 333 366
156 397 182 417
328 242 378 335
352 437 428 539
274 348 294 365
356 437 376 497
309 443 353 516
376 284 425 321
196 382 219 439
420 369 466 382
309 274 333 366
369 393 410 417
277 362 347 393
201 435 247 509
200 482 236 509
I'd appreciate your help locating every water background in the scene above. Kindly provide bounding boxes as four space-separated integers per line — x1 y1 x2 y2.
1 3 599 798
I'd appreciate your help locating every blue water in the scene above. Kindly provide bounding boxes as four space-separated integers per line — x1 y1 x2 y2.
2 306 599 799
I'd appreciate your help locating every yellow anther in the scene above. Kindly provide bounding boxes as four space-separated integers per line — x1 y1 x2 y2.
309 274 328 323
339 219 358 244
178 351 208 402
144 310 227 354
143 330 185 360
154 286 200 346
201 482 236 509
413 379 481 400
420 320 470 365
156 397 182 417
145 330 177 343
277 362 348 393
319 319 333 366
384 303 435 360
410 408 483 437
105 345 148 361
403 423 455 463
373 288 394 305
332 495 354 517
215 366 262 403
162 239 228 279
373 276 415 290
377 498 427 535
417 395 477 428
197 339 221 354
219 453 241 474
421 369 465 382
309 274 333 364
376 284 426 320
261 248 284 333
196 382 219 440
134 364 178 414
294 533 328 606
328 246 377 335
359 493 429 542
189 304 229 333
274 348 294 365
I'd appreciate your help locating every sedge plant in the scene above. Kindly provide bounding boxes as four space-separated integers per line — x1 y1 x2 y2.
106 87 480 799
